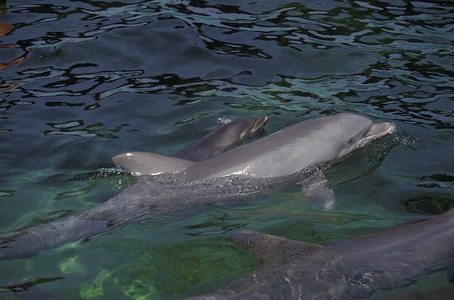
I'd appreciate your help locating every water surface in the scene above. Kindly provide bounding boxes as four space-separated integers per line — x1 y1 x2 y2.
0 0 453 299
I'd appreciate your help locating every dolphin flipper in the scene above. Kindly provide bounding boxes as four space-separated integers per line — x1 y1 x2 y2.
112 151 195 176
229 230 322 267
299 169 336 211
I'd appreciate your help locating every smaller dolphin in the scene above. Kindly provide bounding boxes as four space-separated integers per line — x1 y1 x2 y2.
173 116 268 161
188 208 454 299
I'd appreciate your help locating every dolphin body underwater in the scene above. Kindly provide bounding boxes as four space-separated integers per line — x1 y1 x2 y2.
0 113 393 260
6 211 454 300
188 207 454 299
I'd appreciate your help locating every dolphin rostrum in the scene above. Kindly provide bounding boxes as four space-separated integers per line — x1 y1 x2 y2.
188 207 454 299
0 113 393 260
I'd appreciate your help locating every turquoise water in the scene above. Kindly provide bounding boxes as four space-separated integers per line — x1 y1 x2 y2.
0 0 453 299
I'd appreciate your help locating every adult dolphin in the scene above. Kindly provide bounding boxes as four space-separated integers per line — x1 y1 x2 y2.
113 113 393 180
188 207 454 299
113 113 393 208
0 113 393 260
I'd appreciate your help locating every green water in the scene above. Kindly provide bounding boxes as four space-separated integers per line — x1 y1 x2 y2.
0 0 453 299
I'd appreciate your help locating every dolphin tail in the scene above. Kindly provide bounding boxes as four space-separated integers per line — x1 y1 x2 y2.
229 230 322 267
0 213 111 260
5 281 63 300
112 151 195 176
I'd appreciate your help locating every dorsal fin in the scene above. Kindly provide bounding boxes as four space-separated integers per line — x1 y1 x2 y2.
112 151 195 176
229 230 322 267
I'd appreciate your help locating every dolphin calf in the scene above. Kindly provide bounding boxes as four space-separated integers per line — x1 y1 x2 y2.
0 113 393 260
173 116 268 161
188 207 454 299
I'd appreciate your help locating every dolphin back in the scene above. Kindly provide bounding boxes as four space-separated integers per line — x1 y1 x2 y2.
230 230 322 267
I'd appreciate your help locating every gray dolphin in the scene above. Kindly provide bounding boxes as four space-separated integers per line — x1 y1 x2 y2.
173 116 268 161
0 113 393 260
113 113 393 179
188 207 454 299
113 113 393 209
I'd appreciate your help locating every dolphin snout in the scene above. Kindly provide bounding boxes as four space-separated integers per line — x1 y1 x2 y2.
252 116 268 133
366 122 394 140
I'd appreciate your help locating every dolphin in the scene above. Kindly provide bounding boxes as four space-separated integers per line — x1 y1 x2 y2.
0 113 393 260
188 208 454 299
173 116 268 161
113 113 393 208
113 113 393 179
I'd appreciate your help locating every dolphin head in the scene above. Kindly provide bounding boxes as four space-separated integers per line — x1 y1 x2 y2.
225 116 268 142
335 113 394 158
198 116 268 150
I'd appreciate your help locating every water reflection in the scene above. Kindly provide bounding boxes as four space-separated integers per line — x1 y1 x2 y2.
43 120 130 138
0 1 451 127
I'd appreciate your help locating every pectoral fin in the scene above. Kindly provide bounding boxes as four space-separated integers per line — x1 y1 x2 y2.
229 230 322 267
112 151 195 176
299 170 335 211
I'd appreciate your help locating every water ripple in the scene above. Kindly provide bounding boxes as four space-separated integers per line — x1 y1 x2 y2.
1 0 454 299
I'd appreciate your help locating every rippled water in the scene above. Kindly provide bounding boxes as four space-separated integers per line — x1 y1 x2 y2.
0 0 453 299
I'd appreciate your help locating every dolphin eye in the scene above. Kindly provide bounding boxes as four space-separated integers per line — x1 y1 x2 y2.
347 138 354 145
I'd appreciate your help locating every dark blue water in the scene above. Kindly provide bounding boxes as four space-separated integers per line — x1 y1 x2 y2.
0 0 453 299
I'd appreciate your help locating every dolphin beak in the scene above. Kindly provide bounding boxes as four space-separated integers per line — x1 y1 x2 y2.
251 116 268 133
365 122 395 140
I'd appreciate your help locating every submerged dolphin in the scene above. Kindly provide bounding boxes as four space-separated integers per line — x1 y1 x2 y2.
0 113 393 260
0 116 267 260
189 208 454 299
